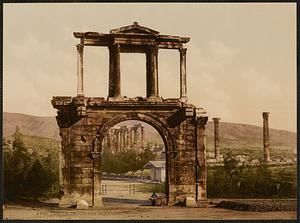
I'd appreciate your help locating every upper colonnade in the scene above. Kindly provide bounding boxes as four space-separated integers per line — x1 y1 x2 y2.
73 22 190 102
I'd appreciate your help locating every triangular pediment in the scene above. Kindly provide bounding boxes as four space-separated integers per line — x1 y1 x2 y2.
110 22 159 35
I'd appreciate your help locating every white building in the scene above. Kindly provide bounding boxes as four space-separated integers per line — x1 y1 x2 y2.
143 161 166 182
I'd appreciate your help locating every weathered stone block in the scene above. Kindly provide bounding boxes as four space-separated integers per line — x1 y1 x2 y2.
76 199 89 209
185 197 198 208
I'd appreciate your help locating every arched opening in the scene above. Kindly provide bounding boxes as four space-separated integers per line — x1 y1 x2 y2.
99 120 167 206
92 111 175 206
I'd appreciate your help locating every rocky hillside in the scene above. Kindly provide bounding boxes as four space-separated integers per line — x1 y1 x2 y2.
3 112 59 140
3 112 296 158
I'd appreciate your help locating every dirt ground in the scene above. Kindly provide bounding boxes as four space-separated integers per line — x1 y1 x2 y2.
3 200 297 220
3 180 297 220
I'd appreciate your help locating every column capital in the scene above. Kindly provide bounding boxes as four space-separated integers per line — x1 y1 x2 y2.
196 116 208 127
148 45 159 55
212 117 221 122
179 47 187 54
262 112 270 118
76 44 84 53
109 43 120 51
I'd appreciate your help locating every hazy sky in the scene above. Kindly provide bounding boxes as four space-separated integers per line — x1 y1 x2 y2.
3 3 296 132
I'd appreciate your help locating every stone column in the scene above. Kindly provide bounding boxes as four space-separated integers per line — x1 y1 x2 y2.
212 118 221 162
179 48 187 102
140 125 145 152
119 130 123 152
76 44 84 96
146 45 159 100
129 129 133 149
115 131 120 153
263 112 271 162
106 132 111 154
126 128 131 150
108 43 122 100
112 131 117 154
122 129 126 151
102 136 107 152
133 128 138 151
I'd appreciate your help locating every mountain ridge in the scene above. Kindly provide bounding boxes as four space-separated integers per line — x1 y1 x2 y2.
3 112 296 155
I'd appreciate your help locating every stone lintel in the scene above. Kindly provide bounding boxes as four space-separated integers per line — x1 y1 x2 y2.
83 38 185 49
53 96 184 107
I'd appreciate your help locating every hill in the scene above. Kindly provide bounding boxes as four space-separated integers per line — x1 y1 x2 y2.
3 112 59 140
205 121 296 159
3 112 296 159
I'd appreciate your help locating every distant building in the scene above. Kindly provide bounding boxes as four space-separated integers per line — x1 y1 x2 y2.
143 161 165 182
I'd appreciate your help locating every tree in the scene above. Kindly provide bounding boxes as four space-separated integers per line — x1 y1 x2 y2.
4 127 32 200
102 148 157 174
138 148 156 167
42 148 60 194
24 158 51 199
4 126 60 200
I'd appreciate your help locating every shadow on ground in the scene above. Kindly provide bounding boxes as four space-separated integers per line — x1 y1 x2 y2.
214 199 297 212
102 197 151 206
5 199 58 209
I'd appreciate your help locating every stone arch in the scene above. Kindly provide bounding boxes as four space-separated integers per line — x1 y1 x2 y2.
94 112 176 202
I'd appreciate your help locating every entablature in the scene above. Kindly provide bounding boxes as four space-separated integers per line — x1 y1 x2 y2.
73 22 189 50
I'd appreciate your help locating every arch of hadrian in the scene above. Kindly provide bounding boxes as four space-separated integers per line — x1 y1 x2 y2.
52 22 208 207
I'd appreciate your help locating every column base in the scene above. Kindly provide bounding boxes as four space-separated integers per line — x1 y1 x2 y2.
147 95 162 102
107 95 123 102
179 96 188 103
92 194 103 208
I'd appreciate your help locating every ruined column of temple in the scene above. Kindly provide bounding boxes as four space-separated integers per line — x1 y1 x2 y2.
133 128 139 152
129 128 133 149
146 45 159 99
179 48 187 102
102 136 107 152
118 130 122 152
106 132 111 154
76 44 84 96
108 43 121 100
263 112 271 162
212 118 221 162
126 128 131 150
112 130 117 154
122 129 126 151
119 130 124 152
140 125 145 152
115 130 120 153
